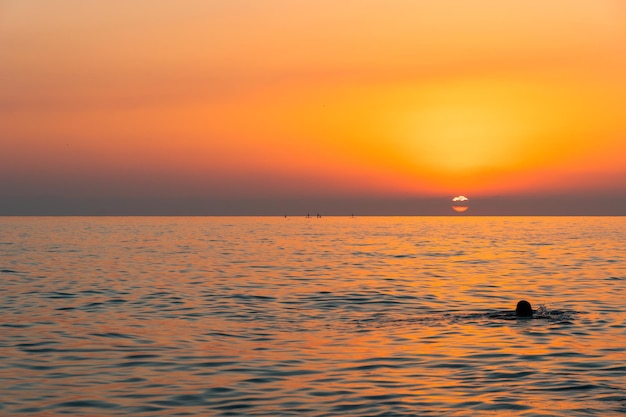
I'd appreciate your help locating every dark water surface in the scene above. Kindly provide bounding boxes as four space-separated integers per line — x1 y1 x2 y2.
1 216 625 416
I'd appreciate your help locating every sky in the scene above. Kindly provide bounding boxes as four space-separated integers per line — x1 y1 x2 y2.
1 0 625 215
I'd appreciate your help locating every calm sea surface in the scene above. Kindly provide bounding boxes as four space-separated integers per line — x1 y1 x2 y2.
0 216 624 416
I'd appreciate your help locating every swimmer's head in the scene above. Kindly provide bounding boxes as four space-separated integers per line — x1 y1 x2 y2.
515 300 533 317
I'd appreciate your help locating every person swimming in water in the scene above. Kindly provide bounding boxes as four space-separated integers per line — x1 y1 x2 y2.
515 300 533 317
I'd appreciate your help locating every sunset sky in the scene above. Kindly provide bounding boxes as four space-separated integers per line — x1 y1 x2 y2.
1 1 625 215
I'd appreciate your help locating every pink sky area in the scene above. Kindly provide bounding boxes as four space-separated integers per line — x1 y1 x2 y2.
1 1 625 214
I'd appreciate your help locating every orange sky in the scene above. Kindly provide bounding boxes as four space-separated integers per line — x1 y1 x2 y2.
1 1 625 213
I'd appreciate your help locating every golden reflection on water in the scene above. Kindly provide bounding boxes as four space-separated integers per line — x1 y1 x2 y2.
0 216 624 416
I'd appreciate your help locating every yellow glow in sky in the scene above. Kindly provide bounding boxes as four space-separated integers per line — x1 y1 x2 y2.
1 0 625 207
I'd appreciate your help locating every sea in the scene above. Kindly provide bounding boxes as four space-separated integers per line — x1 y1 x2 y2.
0 216 624 416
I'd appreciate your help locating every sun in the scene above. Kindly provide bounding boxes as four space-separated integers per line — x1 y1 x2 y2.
452 195 469 213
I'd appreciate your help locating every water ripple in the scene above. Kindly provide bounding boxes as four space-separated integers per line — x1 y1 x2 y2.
0 216 624 416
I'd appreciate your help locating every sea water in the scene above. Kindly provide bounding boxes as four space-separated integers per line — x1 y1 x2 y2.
0 216 624 416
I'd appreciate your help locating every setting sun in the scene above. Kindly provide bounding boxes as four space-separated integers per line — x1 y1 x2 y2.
452 196 470 213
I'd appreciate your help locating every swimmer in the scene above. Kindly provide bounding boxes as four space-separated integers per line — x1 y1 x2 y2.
515 300 533 317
